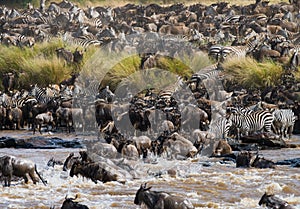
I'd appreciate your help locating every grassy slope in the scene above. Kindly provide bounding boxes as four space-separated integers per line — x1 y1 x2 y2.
0 0 295 91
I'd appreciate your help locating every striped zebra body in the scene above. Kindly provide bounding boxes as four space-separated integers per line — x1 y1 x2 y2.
230 110 274 139
84 17 102 28
272 109 296 139
16 35 35 47
209 38 259 62
29 85 57 104
208 46 222 60
224 15 242 24
0 93 12 108
12 96 37 108
189 64 221 91
209 117 232 139
63 32 102 48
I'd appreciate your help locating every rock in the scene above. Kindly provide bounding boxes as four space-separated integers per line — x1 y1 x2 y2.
276 158 300 167
240 133 287 149
0 136 83 149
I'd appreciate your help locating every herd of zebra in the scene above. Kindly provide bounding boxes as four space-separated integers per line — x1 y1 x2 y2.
0 0 299 153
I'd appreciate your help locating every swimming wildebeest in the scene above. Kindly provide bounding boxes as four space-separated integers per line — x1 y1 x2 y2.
69 161 125 184
60 195 89 209
0 155 47 186
259 192 295 209
134 183 194 209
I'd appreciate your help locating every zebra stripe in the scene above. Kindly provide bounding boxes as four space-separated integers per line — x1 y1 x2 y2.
0 93 12 108
209 38 259 62
189 64 221 91
229 110 274 139
224 15 241 24
209 117 232 139
12 96 37 108
272 109 296 139
63 33 102 48
220 38 258 61
85 17 102 28
29 85 57 104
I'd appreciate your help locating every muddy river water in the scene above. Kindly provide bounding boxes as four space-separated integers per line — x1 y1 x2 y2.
0 131 299 209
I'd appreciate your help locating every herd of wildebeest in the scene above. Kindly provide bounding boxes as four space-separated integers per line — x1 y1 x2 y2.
0 0 300 208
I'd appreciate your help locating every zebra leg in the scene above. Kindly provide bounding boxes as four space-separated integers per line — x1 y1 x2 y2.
286 125 292 139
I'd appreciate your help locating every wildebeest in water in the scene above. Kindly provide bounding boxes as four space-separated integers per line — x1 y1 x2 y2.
134 183 194 209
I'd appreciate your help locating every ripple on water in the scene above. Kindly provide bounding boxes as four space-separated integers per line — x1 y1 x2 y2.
0 135 300 209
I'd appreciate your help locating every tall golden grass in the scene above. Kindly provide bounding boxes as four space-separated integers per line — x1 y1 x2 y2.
222 57 284 89
0 38 84 90
79 48 210 92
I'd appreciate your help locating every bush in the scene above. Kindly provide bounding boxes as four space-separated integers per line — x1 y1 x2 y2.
0 38 89 91
222 57 284 90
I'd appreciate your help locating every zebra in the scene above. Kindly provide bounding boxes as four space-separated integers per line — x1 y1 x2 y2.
15 35 35 48
209 37 259 62
209 117 232 139
84 17 102 28
0 93 12 108
63 32 102 48
219 37 259 62
272 109 296 139
29 84 58 104
188 63 221 91
229 110 274 139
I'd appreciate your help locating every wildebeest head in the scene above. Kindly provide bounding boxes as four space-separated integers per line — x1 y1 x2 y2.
69 161 81 177
134 183 152 205
61 195 89 209
258 193 294 209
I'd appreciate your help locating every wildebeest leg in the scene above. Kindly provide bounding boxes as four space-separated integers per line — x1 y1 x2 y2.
39 124 42 134
29 172 39 184
23 175 29 184
4 175 11 187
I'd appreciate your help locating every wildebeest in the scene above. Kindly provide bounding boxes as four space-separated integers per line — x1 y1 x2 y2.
47 157 63 168
56 47 73 64
5 106 23 130
62 152 88 171
213 139 232 156
2 72 15 93
61 195 89 209
0 155 47 186
236 151 252 168
251 154 276 169
33 111 55 134
134 183 194 209
132 135 152 158
163 132 198 159
259 193 295 209
70 161 126 184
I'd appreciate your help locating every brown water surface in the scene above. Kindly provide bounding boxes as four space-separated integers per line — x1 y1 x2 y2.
0 131 299 209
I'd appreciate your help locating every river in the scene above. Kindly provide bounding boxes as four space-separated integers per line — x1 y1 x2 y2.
0 131 299 209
